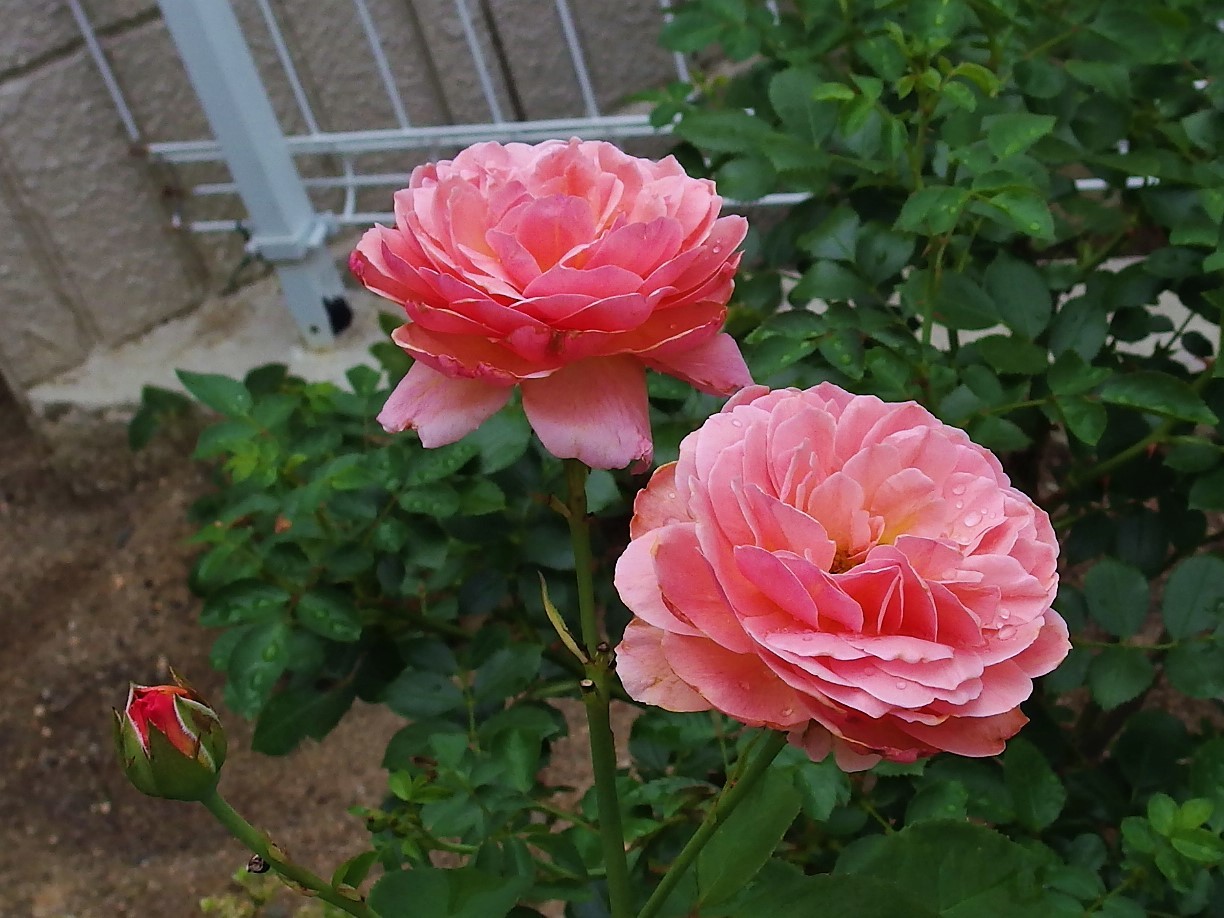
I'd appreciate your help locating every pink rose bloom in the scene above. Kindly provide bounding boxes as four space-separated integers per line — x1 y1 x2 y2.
614 383 1068 771
350 138 752 469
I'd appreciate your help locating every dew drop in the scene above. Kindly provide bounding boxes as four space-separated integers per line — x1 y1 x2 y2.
998 608 1011 621
739 681 751 691
666 491 677 500
712 245 723 254
895 679 908 690
998 625 1017 641
951 484 966 496
963 511 982 527
955 500 964 509
782 707 795 718
731 418 744 428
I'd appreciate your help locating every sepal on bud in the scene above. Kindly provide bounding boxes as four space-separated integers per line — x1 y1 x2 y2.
113 671 227 801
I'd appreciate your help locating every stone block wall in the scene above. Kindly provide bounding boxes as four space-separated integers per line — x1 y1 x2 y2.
0 0 678 400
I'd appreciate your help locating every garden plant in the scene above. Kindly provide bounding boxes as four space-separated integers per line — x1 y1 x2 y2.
119 1 1224 915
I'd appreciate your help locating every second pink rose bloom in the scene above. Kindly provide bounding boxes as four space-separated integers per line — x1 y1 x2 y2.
351 138 753 469
614 384 1070 771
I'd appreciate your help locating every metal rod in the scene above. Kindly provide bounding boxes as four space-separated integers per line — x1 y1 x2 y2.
157 0 343 346
453 0 505 123
555 0 599 118
352 0 411 129
148 113 659 162
253 0 321 133
65 0 141 142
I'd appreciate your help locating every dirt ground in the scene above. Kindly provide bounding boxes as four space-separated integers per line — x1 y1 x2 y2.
0 389 406 917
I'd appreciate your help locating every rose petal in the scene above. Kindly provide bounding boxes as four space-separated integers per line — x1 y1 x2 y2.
520 357 651 469
377 362 511 446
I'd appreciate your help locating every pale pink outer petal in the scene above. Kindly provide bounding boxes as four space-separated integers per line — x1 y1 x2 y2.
377 362 511 446
616 620 710 712
641 333 753 396
520 357 652 469
662 632 811 730
629 463 691 540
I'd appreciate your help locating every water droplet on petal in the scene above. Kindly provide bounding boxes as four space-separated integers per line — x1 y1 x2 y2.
951 484 966 496
739 681 751 691
782 707 794 718
731 418 744 428
998 608 1011 620
963 511 982 527
666 491 677 500
955 500 964 509
712 245 723 254
997 625 1017 641
895 679 908 690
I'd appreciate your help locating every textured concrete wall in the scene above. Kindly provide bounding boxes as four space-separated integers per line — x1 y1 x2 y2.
0 0 678 398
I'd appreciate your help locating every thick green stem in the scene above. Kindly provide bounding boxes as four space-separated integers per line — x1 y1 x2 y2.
637 731 790 918
584 669 633 918
563 458 632 918
563 459 600 654
201 790 378 918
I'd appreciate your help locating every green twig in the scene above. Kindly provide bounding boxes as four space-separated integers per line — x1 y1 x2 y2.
562 459 632 918
637 731 790 918
201 790 378 918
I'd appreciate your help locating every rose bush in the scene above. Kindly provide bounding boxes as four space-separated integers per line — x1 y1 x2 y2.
615 383 1069 770
350 138 752 469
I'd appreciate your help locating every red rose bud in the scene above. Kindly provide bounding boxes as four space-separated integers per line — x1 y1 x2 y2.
113 675 227 801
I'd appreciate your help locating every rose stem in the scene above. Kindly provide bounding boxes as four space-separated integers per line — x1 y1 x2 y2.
200 789 378 918
636 730 790 918
563 458 632 918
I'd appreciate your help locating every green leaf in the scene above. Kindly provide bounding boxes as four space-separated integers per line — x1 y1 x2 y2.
177 370 253 417
984 113 1057 158
802 207 860 262
1099 372 1218 425
1162 555 1224 638
1055 395 1107 445
697 767 802 907
928 272 1000 331
224 621 291 717
1049 296 1109 361
812 81 856 101
731 874 937 918
839 821 1047 915
976 189 1055 240
369 866 529 918
983 257 1052 338
467 409 531 473
906 781 969 824
1004 738 1066 831
295 588 362 642
381 669 464 719
974 336 1048 375
403 440 480 486
676 110 773 154
793 260 871 302
1048 352 1110 396
200 581 290 627
716 155 777 201
1189 468 1224 511
1165 642 1224 698
769 68 839 142
794 756 851 821
896 186 971 234
458 478 506 516
1083 559 1149 638
251 683 356 755
1065 60 1131 99
1088 646 1156 710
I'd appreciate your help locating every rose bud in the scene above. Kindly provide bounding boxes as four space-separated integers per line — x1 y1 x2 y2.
113 675 227 801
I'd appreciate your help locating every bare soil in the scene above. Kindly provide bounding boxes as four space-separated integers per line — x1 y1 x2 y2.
0 391 403 917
